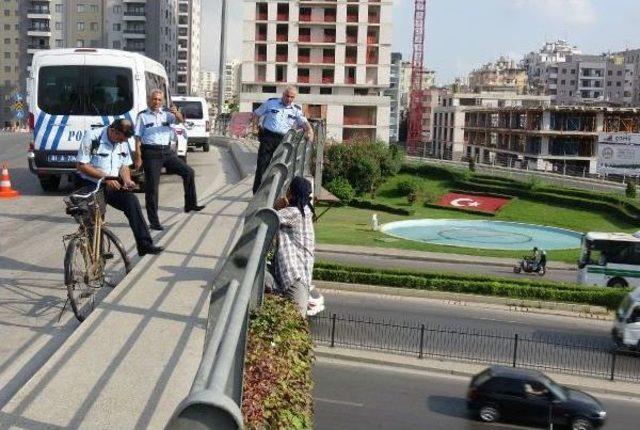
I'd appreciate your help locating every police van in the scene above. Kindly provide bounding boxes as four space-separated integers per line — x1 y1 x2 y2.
27 48 171 191
171 96 210 152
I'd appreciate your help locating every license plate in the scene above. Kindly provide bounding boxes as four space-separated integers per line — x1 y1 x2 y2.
47 154 77 163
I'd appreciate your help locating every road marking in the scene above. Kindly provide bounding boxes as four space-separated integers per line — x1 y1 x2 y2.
314 397 364 407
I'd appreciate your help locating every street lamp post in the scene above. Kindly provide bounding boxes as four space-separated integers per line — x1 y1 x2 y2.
217 0 228 114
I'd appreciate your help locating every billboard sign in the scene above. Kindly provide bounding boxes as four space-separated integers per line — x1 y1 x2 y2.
596 133 640 175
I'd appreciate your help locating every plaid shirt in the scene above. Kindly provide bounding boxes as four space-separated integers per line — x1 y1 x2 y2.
276 205 315 289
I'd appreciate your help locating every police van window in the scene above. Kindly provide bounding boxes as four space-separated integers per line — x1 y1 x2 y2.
38 66 132 115
174 101 203 119
38 66 82 114
145 71 169 107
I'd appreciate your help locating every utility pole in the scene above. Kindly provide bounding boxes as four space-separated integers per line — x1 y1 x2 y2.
217 0 228 114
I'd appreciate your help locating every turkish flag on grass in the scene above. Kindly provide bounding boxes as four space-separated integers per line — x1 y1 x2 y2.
436 193 511 214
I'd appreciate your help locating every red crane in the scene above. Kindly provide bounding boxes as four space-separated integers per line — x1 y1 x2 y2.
407 0 426 155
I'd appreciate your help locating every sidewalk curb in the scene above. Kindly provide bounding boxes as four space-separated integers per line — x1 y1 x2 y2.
315 347 640 401
316 245 576 271
316 280 613 320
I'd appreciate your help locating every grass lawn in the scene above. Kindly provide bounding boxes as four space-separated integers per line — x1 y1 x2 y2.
315 173 639 264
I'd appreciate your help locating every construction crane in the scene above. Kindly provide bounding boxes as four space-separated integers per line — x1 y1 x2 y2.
407 0 426 155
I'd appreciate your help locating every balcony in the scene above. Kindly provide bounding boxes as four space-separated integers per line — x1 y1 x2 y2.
366 55 378 65
346 35 357 44
323 35 336 43
321 76 334 84
347 14 358 23
298 55 310 63
368 14 380 24
123 28 146 38
345 56 357 65
256 12 268 20
255 54 267 62
345 76 356 84
256 32 267 41
27 43 50 54
324 13 336 22
298 76 310 84
276 54 288 62
277 13 289 20
276 33 288 42
322 56 335 64
28 26 51 37
299 13 311 22
123 10 146 20
27 8 51 19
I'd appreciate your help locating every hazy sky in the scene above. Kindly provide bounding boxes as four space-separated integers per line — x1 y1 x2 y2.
201 0 640 85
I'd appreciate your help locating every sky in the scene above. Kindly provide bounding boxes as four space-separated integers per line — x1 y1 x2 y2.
202 0 640 85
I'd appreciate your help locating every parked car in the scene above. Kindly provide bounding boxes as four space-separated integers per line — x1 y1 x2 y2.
172 96 210 152
467 366 607 430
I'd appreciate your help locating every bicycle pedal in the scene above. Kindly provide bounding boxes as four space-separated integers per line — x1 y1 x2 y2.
104 252 114 260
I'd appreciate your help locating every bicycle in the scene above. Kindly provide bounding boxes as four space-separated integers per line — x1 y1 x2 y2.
63 178 132 321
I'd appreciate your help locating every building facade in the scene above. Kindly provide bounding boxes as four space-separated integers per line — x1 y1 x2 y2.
464 106 640 175
200 70 216 100
223 59 242 109
177 0 201 95
1 0 23 128
239 0 393 142
468 57 528 94
432 92 551 161
523 40 581 95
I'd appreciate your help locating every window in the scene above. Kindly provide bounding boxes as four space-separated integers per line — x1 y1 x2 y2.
55 21 62 30
173 101 203 119
76 39 84 47
90 22 98 31
560 80 565 85
4 52 9 59
3 24 9 31
55 39 63 48
113 5 121 14
617 70 623 76
320 87 332 95
113 23 120 31
90 5 98 13
77 22 85 31
77 4 85 13
3 66 10 73
3 10 9 16
38 65 134 115
483 378 525 397
608 70 613 76
3 38 8 44
112 40 120 49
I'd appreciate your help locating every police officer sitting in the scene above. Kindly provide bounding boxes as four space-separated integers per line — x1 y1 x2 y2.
76 119 163 256
133 89 205 231
251 85 314 194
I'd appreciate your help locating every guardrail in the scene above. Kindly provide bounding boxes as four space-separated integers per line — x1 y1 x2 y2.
166 124 323 430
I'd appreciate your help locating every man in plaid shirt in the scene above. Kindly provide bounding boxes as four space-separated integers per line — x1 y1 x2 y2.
274 177 315 316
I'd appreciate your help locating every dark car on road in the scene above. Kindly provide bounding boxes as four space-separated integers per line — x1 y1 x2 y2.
467 366 606 430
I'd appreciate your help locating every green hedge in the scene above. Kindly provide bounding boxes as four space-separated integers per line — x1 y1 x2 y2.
349 198 415 216
313 265 627 310
242 295 314 430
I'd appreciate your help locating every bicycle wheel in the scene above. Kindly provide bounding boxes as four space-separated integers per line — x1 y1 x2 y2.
64 236 95 322
100 228 132 288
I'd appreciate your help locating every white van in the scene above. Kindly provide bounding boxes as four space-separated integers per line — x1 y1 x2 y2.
612 287 640 350
171 96 210 152
27 48 171 191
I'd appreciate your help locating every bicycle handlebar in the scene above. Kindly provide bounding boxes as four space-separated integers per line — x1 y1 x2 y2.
70 176 119 199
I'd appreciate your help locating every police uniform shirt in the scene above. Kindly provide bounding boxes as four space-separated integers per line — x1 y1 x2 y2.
134 108 177 146
254 98 308 135
77 127 133 182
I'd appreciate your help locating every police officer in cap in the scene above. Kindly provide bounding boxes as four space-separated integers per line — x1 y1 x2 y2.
76 119 163 256
251 85 314 193
133 89 205 230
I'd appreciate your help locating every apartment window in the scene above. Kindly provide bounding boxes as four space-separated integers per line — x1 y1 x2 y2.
262 85 276 93
90 22 98 31
77 4 85 13
617 70 623 76
617 81 622 87
113 5 121 14
55 21 62 30
76 39 85 47
113 23 120 31
3 52 9 59
320 87 332 95
608 70 613 76
561 68 567 74
3 10 9 16
77 22 85 31
3 38 8 45
90 5 98 13
55 39 63 48
112 40 120 49
571 69 576 74
607 81 612 87
298 86 310 94
560 80 565 85
3 24 8 31
570 80 575 85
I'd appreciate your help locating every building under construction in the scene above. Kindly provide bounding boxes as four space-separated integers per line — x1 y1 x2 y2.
463 106 640 175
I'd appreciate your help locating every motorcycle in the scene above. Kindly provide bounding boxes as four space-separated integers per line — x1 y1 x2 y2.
513 256 546 276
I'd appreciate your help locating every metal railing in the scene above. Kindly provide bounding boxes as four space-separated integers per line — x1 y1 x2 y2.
166 125 324 430
311 313 640 382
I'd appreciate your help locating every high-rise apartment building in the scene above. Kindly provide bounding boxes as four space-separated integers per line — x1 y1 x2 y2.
200 70 217 100
1 0 22 127
385 52 401 142
223 59 242 107
177 0 201 95
240 0 393 142
399 61 435 112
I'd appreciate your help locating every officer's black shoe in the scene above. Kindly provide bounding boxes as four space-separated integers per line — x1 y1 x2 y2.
149 223 165 231
185 204 206 213
138 245 164 256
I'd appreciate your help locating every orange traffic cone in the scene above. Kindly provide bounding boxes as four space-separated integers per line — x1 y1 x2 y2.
0 162 20 198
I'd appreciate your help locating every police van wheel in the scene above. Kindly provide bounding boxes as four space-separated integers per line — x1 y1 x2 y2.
607 277 628 289
39 175 61 192
202 141 210 152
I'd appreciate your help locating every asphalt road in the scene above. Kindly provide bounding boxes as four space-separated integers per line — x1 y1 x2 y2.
0 132 236 408
311 290 640 382
316 251 578 283
314 358 640 430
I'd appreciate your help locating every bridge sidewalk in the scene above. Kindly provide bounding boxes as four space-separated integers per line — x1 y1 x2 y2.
0 173 254 430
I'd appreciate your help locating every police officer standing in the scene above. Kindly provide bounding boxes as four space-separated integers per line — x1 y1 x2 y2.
251 85 314 193
76 119 163 256
133 90 205 230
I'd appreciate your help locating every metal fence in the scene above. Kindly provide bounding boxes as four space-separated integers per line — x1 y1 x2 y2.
165 124 324 430
311 313 640 383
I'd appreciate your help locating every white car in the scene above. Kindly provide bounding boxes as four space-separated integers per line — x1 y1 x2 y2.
172 96 210 152
170 124 188 162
